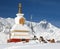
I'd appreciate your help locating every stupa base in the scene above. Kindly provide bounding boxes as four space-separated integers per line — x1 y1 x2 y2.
7 38 29 43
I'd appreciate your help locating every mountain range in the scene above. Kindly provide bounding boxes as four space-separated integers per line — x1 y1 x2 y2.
0 17 60 43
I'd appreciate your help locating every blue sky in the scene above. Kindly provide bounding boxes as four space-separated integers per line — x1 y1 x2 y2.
0 0 60 27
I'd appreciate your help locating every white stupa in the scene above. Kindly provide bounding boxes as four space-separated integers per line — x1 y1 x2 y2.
7 3 32 43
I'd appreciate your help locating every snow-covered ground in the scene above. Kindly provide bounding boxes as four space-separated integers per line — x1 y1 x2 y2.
1 43 60 49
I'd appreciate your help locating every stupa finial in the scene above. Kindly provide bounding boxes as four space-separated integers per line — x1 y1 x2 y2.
18 3 22 13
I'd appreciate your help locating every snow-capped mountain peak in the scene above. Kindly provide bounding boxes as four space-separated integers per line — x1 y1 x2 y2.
39 20 50 29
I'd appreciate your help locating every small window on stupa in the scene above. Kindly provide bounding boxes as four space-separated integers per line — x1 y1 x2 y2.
19 17 25 25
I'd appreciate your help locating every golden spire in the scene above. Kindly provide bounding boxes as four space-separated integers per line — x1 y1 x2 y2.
18 3 22 13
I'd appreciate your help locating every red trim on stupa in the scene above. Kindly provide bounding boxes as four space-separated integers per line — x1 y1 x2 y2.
7 38 29 43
